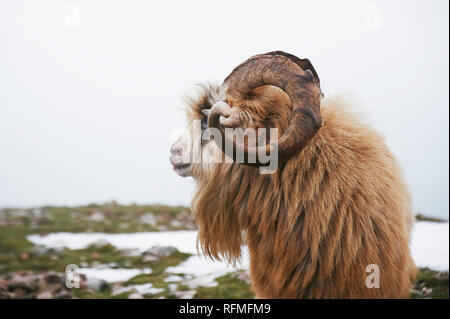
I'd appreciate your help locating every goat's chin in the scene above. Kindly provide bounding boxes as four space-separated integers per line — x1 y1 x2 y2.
173 164 191 177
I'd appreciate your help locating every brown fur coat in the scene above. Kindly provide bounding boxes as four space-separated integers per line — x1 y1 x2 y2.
190 86 415 298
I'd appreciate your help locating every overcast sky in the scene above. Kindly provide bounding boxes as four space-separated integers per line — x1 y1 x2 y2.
0 0 448 219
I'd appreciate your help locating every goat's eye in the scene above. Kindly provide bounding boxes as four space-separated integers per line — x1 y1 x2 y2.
201 116 208 130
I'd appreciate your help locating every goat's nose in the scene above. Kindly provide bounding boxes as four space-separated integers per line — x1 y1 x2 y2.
170 143 182 156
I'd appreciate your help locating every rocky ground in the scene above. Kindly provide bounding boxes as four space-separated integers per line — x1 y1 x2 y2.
0 202 253 299
0 203 447 299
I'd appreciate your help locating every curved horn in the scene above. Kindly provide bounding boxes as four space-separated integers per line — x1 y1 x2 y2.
225 51 323 96
209 52 323 167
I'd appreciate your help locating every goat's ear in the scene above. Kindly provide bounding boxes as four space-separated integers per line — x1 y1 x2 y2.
202 109 211 117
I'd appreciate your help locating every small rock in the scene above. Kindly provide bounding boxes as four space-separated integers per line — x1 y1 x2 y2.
85 277 109 292
122 248 141 257
421 287 433 295
184 274 219 289
20 253 29 260
111 283 133 296
90 252 100 259
164 275 184 282
37 291 53 299
88 211 105 222
170 220 183 228
32 208 43 216
148 287 164 295
8 272 38 292
168 283 178 292
12 210 28 217
32 245 48 256
0 278 7 289
90 239 110 248
128 292 144 299
32 245 65 256
0 290 15 299
437 271 449 280
140 213 156 226
142 255 160 262
32 209 50 219
142 246 177 259
119 223 129 229
46 272 64 284
175 290 196 299
11 287 27 298
0 278 11 298
54 290 73 299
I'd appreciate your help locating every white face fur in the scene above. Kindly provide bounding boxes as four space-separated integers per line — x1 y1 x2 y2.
170 121 221 178
169 85 226 178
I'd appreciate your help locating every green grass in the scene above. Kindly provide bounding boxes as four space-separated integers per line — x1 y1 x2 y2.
1 204 448 299
0 203 196 299
0 211 191 278
0 233 190 276
195 273 254 299
415 214 447 223
0 202 193 234
411 267 449 299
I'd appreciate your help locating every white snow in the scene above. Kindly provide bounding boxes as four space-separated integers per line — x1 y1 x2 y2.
167 250 249 276
27 221 449 281
164 275 184 282
113 283 164 295
183 273 221 288
78 268 152 283
27 230 198 253
133 283 164 295
410 221 449 271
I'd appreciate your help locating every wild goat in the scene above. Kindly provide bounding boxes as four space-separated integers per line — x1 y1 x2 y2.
170 51 415 298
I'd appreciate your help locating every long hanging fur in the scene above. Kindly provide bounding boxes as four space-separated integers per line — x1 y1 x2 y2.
186 84 415 298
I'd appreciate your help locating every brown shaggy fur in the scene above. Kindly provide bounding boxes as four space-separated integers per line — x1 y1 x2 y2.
187 85 415 298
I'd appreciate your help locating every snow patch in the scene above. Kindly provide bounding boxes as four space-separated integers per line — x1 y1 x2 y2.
27 230 198 253
27 222 449 273
410 221 449 271
78 268 151 283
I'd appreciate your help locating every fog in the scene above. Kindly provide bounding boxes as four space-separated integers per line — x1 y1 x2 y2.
0 0 448 219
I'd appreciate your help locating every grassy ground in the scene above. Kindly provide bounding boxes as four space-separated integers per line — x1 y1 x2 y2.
0 202 253 299
195 272 254 299
0 202 194 274
0 203 447 299
0 202 196 234
411 268 449 299
415 213 447 223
